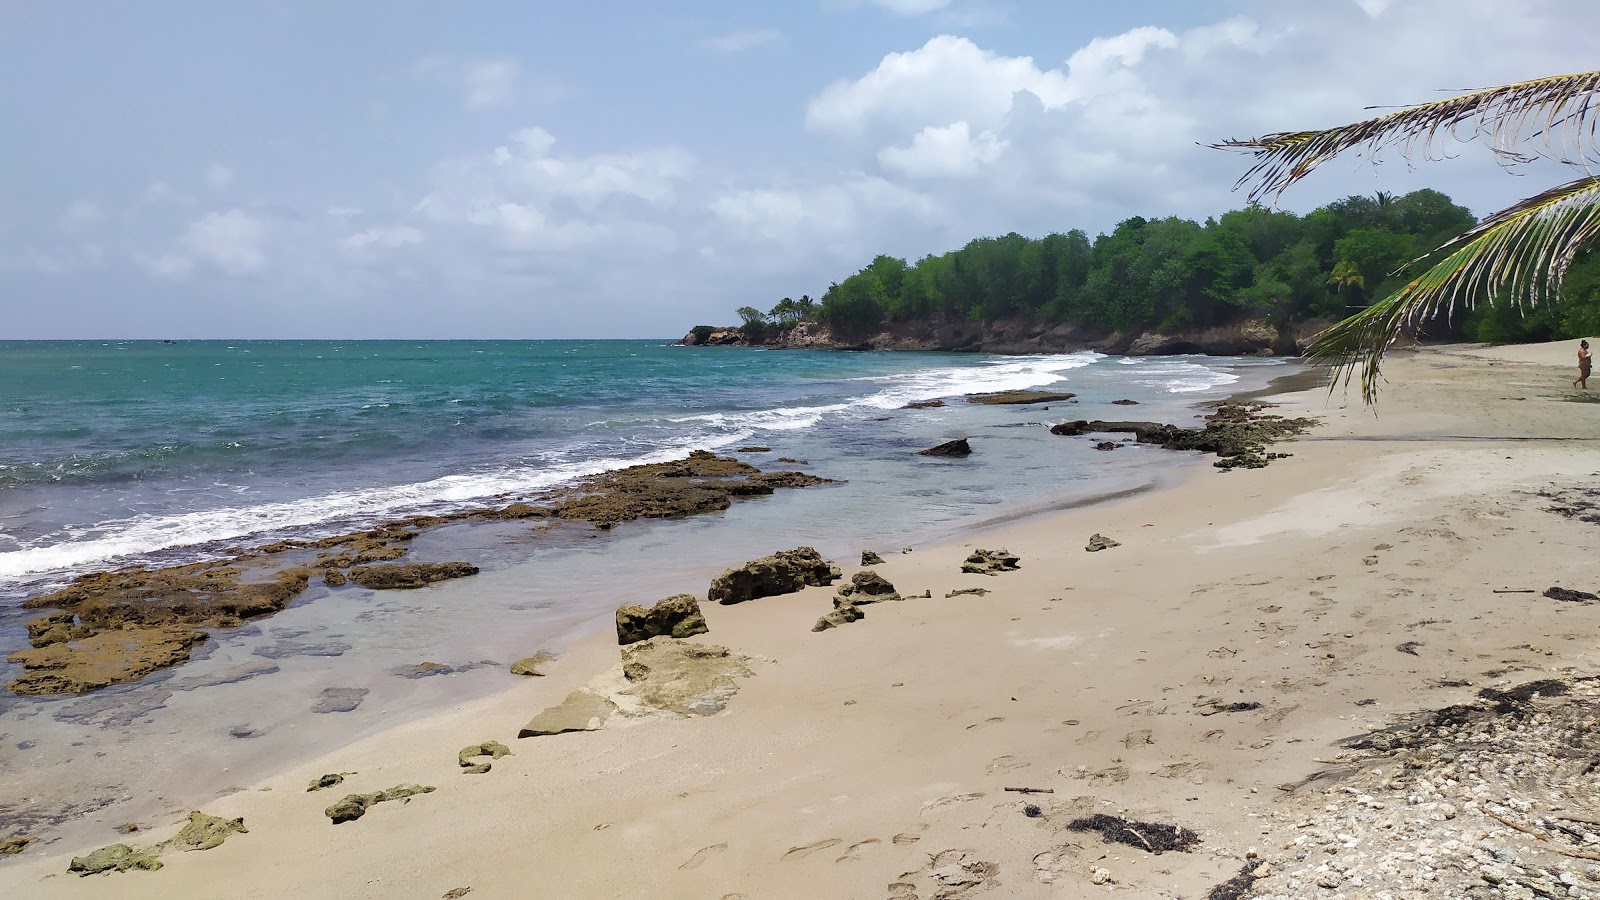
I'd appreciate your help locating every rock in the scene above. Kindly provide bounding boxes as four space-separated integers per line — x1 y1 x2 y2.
518 690 621 737
1093 441 1118 451
69 843 163 875
510 651 558 676
736 446 771 453
519 637 753 737
813 602 865 632
743 471 837 490
443 889 472 899
961 549 1020 575
229 723 265 739
616 594 709 645
7 626 211 696
0 834 32 855
346 561 479 590
918 438 972 457
966 390 1076 405
1111 399 1140 405
902 400 946 409
1544 586 1597 602
1050 404 1314 470
1086 534 1121 552
775 457 807 464
310 686 368 713
458 740 512 775
860 550 885 566
707 547 840 605
390 659 498 679
53 660 279 728
836 571 901 604
1090 866 1112 885
946 588 990 597
322 569 347 586
307 773 351 792
325 784 436 824
253 638 351 659
156 811 247 853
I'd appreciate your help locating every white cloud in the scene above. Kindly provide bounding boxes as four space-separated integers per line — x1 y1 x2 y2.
703 28 781 53
878 121 1007 177
1355 0 1393 17
63 199 104 227
206 163 233 189
182 209 268 272
872 0 951 14
137 253 195 279
462 58 518 109
340 225 422 251
711 175 937 243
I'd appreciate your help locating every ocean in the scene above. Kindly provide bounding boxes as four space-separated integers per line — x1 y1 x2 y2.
0 339 1291 846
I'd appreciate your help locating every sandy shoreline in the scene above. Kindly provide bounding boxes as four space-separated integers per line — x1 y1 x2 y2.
8 341 1600 898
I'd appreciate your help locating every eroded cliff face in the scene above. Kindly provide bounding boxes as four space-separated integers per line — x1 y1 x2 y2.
681 315 1327 357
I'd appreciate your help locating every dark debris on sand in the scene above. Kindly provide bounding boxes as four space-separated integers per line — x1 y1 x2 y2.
1065 814 1199 854
1544 586 1598 603
1206 862 1260 900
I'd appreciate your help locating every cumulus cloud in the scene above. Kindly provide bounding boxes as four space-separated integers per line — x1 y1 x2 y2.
181 209 268 273
340 225 422 251
878 121 1007 177
206 163 233 189
702 28 780 52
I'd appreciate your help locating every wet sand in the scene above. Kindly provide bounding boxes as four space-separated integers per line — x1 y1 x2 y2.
8 341 1600 898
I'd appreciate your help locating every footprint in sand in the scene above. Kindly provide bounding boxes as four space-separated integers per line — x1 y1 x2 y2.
680 843 728 870
1074 729 1102 746
1201 728 1225 743
835 838 881 862
891 832 923 845
921 793 986 815
782 839 842 860
965 716 1005 731
986 754 1028 773
1032 844 1084 884
1121 730 1153 748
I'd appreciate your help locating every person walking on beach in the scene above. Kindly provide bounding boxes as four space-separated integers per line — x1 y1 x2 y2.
1577 340 1592 389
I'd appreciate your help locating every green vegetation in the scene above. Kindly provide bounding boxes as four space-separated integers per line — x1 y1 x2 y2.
735 191 1496 340
1215 70 1600 401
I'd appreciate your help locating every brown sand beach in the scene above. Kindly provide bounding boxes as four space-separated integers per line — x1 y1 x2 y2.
7 341 1600 898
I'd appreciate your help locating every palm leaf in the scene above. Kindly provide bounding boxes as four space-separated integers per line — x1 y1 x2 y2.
1211 70 1600 203
1310 175 1600 403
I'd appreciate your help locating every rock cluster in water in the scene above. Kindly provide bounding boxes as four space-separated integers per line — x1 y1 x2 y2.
1050 402 1315 470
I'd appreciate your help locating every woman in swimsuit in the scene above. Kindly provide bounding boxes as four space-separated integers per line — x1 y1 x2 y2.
1576 339 1591 389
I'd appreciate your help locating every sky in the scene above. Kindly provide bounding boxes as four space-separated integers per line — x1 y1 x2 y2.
4 0 1599 339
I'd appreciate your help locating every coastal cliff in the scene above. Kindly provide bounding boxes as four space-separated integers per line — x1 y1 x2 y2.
680 314 1329 357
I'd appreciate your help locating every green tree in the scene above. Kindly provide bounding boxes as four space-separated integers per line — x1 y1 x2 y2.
1215 70 1600 401
1326 260 1366 294
820 272 888 332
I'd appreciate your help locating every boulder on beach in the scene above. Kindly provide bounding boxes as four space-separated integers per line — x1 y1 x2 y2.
615 593 709 645
836 571 902 605
707 547 840 605
1093 441 1119 451
458 740 512 775
510 650 558 676
1 835 33 856
860 550 885 566
69 843 163 876
1086 534 1121 552
157 811 248 853
306 773 351 792
918 438 972 457
813 600 864 632
325 784 436 824
347 562 480 590
966 390 1076 405
961 549 1020 575
518 690 620 737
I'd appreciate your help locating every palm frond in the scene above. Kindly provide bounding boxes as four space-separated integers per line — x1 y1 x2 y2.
1211 70 1600 203
1310 176 1600 403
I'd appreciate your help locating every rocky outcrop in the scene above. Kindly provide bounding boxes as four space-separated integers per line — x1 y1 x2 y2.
961 549 1020 575
813 600 864 632
8 627 211 696
458 741 512 775
902 400 945 409
615 594 709 645
347 561 479 590
836 571 902 605
918 438 972 457
707 547 840 605
1 835 33 856
67 812 248 876
965 390 1076 405
510 651 558 676
518 637 754 738
325 785 436 824
1086 534 1121 552
306 773 351 792
1050 402 1316 470
861 550 885 566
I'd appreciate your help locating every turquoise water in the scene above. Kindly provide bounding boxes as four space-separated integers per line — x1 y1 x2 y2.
0 339 1284 589
0 339 1293 852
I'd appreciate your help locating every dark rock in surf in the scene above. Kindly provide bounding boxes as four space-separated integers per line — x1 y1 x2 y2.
918 438 972 457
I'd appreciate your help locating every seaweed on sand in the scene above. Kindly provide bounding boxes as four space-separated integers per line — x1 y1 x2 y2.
1065 814 1199 854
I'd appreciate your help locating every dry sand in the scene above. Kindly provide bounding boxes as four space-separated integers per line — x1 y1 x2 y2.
8 340 1600 898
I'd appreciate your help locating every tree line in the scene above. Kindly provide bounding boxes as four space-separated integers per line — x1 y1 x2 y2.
726 189 1600 345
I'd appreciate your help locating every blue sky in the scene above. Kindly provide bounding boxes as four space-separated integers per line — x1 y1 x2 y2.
5 0 1598 338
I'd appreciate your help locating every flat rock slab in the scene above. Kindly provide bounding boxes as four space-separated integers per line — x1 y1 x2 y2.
347 562 479 590
519 637 753 738
966 390 1075 405
311 687 369 714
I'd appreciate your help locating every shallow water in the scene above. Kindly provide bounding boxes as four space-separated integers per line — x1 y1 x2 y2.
0 341 1291 852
